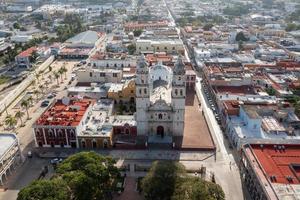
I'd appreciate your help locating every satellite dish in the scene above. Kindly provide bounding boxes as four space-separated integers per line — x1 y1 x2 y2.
62 97 70 105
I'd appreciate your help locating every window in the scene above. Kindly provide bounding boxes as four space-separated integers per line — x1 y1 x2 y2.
121 64 124 68
114 63 117 68
158 113 163 119
175 89 178 95
172 47 175 50
139 89 142 94
144 88 147 94
178 76 181 81
191 76 194 80
89 72 92 77
131 90 134 94
106 63 109 68
81 141 86 148
100 73 105 77
48 130 54 137
92 141 97 148
113 73 117 77
164 47 167 50
157 47 159 50
180 90 183 96
93 63 96 67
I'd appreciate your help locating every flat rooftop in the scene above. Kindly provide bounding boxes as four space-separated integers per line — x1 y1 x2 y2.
35 98 93 127
0 133 17 158
174 90 215 150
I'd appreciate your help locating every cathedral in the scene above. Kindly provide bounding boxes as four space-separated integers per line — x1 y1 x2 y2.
135 55 186 144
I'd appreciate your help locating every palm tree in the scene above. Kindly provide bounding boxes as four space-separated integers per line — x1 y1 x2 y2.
58 68 64 82
35 71 40 82
5 115 17 130
21 100 30 120
15 111 25 126
33 90 40 100
61 66 68 79
53 71 60 85
39 84 45 94
27 95 33 106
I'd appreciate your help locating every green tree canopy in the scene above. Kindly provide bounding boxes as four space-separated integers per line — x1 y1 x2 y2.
141 161 225 200
133 29 143 37
17 179 70 200
17 152 120 200
142 161 186 200
56 151 120 200
236 32 248 42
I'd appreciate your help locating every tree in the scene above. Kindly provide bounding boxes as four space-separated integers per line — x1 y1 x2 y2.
238 40 243 51
127 44 136 55
15 111 25 126
142 161 186 200
266 87 276 96
236 32 248 42
142 161 225 200
17 179 70 200
5 115 17 130
203 23 214 31
172 177 225 200
13 22 21 29
39 84 45 94
60 66 68 79
53 71 60 85
58 68 64 82
133 29 143 37
56 152 120 200
27 95 33 106
21 100 30 120
33 90 40 100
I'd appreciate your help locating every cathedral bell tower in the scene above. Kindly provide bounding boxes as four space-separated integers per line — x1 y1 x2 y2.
135 55 150 142
171 56 186 136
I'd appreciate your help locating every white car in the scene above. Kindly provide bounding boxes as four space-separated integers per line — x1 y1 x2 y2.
50 158 63 164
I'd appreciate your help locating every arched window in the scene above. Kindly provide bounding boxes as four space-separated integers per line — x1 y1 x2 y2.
158 113 163 119
48 129 54 137
70 130 75 138
81 141 86 148
92 140 97 148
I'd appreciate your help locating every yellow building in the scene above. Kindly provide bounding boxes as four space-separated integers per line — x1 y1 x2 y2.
108 79 136 104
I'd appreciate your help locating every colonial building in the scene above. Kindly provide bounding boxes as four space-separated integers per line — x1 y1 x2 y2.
0 133 23 186
135 55 186 144
33 98 93 148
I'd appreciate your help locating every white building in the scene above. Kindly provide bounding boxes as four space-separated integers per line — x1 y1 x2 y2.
135 55 186 144
136 39 185 55
76 67 123 84
0 133 22 186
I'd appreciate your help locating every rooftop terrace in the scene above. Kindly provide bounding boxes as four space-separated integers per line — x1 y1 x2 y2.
35 98 93 127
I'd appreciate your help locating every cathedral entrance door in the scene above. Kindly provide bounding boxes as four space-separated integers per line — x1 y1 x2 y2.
157 126 164 138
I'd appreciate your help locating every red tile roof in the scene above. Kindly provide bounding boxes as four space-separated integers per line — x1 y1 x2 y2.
36 99 93 127
250 144 300 184
17 47 36 57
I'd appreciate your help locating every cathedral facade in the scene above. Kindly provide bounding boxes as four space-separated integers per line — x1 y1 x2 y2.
135 55 186 143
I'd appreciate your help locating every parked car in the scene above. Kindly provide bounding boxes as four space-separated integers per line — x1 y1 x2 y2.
41 100 50 107
50 158 63 165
